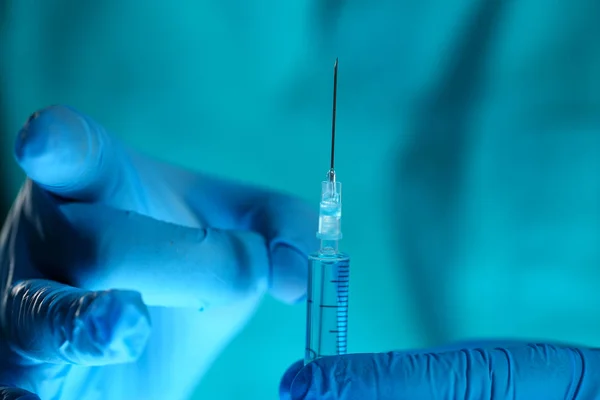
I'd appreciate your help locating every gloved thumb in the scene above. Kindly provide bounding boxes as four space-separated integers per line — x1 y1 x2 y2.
14 105 138 206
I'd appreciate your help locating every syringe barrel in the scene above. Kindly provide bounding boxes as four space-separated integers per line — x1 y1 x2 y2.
317 180 342 241
304 251 350 364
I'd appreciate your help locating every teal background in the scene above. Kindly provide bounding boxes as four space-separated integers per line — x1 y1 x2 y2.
1 1 600 399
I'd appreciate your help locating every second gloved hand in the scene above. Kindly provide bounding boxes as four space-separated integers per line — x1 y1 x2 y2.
280 341 600 399
0 105 317 400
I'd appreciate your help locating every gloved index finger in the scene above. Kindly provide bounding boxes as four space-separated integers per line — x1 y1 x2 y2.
27 184 270 309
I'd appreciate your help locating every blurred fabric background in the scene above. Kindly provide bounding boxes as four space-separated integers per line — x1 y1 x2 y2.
1 0 599 399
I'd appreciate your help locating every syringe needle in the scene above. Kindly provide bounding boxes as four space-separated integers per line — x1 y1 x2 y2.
330 58 338 171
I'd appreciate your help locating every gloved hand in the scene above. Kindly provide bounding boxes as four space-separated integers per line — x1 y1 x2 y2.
0 105 317 400
280 341 600 399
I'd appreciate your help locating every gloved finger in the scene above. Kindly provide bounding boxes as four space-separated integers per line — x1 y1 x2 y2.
0 386 40 400
1 279 150 366
14 105 143 208
277 345 509 399
172 175 317 304
16 105 319 305
15 106 315 304
279 359 304 400
277 341 571 399
233 190 317 304
26 185 269 308
287 344 600 400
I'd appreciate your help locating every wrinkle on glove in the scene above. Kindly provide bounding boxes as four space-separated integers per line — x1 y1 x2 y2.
3 280 150 365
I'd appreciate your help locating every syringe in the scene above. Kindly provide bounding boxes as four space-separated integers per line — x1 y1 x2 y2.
304 58 350 365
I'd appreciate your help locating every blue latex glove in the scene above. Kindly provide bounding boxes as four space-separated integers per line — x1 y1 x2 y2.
280 341 600 399
0 105 317 400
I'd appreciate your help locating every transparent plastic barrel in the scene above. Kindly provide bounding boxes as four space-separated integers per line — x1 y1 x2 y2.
304 252 350 364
